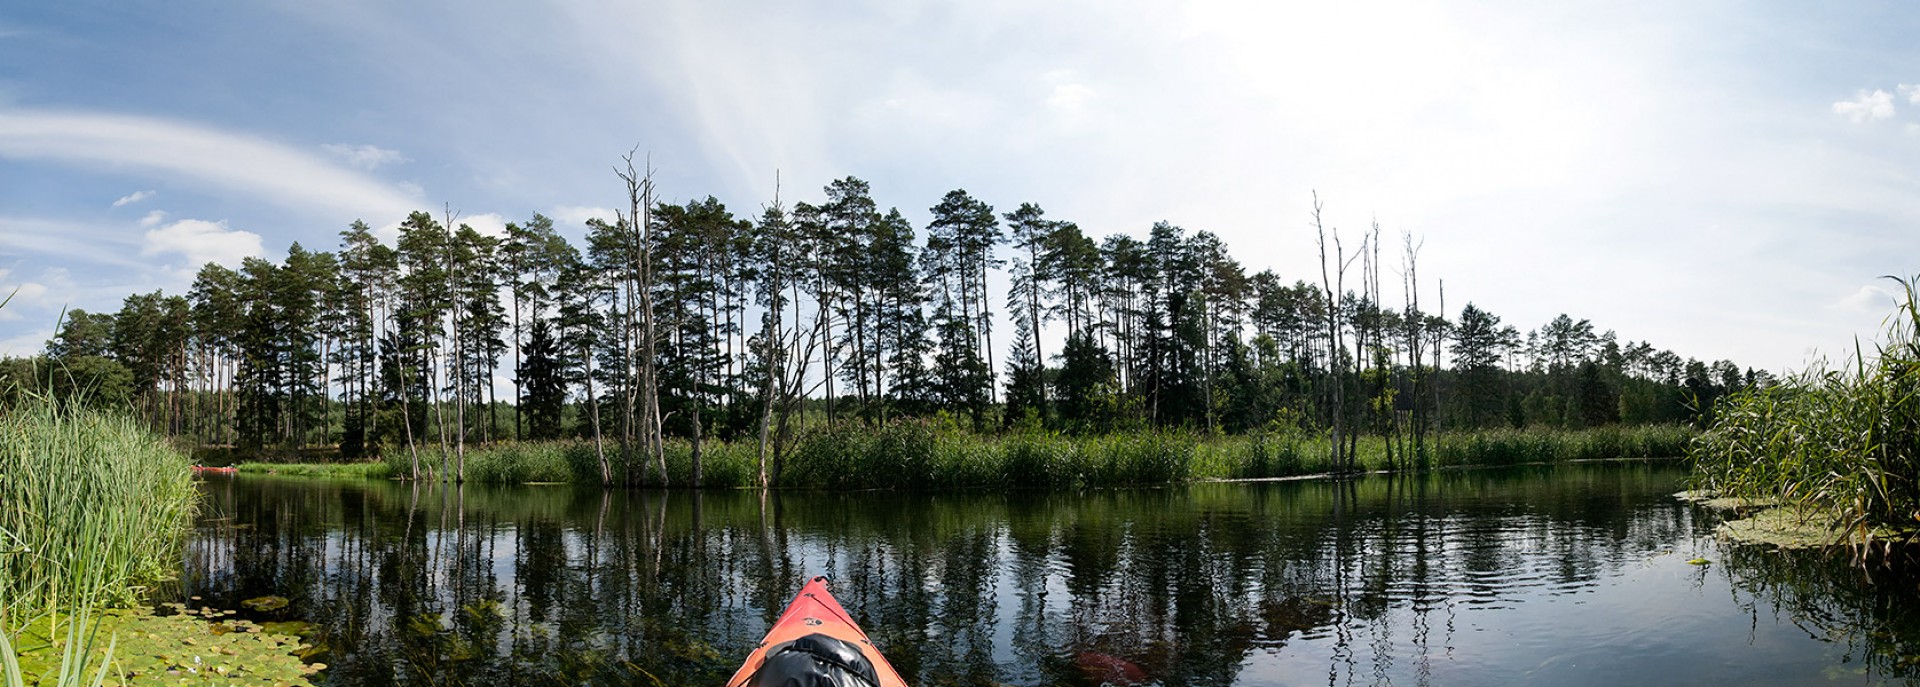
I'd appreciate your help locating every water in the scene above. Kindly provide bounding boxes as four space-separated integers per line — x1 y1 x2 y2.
181 461 1920 686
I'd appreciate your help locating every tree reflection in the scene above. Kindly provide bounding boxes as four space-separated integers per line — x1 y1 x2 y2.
180 463 1831 687
1716 543 1920 682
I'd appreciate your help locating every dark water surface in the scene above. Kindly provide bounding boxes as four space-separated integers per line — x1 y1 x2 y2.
182 461 1920 686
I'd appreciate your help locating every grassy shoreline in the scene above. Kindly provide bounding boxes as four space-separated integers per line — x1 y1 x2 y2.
1689 276 1920 554
235 424 1695 489
0 397 198 624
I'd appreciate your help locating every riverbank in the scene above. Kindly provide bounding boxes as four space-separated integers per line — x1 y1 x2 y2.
235 423 1694 489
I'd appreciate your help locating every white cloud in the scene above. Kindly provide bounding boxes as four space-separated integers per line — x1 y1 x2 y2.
0 327 53 357
552 205 616 227
0 216 146 268
1832 89 1895 122
0 109 421 224
0 276 47 322
1834 284 1900 313
1900 84 1920 104
138 210 167 228
141 218 265 269
110 189 155 207
1047 83 1096 112
456 212 509 238
322 143 410 170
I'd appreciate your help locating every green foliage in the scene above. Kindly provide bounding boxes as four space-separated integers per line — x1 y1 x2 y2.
9 605 321 686
2 607 115 687
0 395 198 625
235 461 396 480
1691 279 1920 549
243 423 1694 490
459 442 594 484
1433 425 1693 467
519 318 566 440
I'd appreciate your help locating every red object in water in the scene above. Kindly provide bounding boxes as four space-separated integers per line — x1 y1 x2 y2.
1075 650 1148 686
727 576 909 687
190 465 237 475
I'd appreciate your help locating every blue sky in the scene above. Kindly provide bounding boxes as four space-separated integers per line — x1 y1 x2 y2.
1 0 1916 374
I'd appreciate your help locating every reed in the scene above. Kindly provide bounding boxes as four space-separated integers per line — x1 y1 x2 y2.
1435 425 1692 467
0 395 198 626
235 422 1694 489
1691 276 1920 548
237 460 398 480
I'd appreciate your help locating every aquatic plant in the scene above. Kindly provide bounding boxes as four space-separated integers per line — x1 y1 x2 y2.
1434 425 1692 467
1 608 115 687
236 460 398 480
1691 275 1920 552
6 605 321 687
231 422 1694 489
0 394 198 625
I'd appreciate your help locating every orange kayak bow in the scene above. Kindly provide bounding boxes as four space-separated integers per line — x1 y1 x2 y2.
726 576 909 687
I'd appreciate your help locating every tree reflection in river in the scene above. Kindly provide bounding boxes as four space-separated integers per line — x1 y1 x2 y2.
179 463 1919 686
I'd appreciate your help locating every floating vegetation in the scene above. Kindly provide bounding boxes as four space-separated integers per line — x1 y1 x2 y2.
7 605 323 686
240 596 289 613
1715 508 1846 550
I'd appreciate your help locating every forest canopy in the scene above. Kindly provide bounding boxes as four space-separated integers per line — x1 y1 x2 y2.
1 174 1762 484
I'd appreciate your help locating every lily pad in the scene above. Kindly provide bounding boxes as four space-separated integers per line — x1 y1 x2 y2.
260 620 318 636
8 605 323 686
242 595 290 612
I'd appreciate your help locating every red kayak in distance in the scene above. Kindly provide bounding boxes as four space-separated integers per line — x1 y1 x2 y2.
726 576 909 687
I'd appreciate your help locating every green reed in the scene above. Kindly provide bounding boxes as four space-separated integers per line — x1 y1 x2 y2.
240 422 1692 489
0 395 198 628
1434 424 1693 467
237 460 398 480
1691 276 1920 549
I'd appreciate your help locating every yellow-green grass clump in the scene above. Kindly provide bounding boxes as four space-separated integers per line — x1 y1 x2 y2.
0 396 199 626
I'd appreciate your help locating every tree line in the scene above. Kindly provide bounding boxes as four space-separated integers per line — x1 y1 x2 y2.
2 165 1766 485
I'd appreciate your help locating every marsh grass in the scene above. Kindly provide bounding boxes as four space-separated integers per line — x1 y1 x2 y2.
1434 425 1693 467
1691 275 1920 552
0 395 198 625
243 423 1692 489
237 461 398 480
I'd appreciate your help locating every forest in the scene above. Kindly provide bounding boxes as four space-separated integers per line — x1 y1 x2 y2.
0 165 1765 486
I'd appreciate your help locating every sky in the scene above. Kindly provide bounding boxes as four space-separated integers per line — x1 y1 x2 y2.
1 0 1917 375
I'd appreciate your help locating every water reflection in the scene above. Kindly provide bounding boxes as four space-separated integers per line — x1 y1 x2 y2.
180 463 1920 686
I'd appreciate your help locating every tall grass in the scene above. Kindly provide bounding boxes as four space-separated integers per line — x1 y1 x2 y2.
0 395 198 626
1434 425 1694 467
254 423 1692 490
237 460 398 480
1691 276 1920 548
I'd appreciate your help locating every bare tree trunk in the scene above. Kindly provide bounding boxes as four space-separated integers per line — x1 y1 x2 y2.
585 341 609 484
1403 232 1427 467
1313 193 1356 473
401 347 422 480
445 206 467 483
617 150 667 485
1433 280 1445 451
430 354 451 479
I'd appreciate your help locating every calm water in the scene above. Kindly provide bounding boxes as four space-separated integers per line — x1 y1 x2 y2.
180 462 1920 686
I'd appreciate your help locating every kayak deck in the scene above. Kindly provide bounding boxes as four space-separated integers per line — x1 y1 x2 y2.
726 576 908 687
